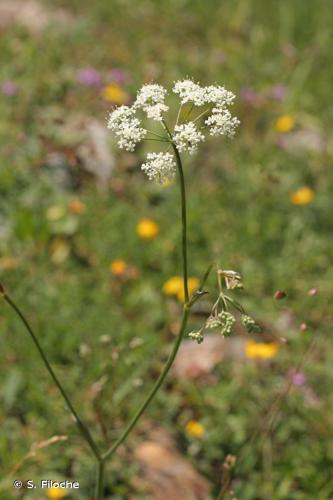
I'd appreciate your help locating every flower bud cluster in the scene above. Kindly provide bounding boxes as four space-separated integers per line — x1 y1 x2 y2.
241 314 261 333
188 329 204 344
189 268 261 346
219 311 236 336
205 311 236 337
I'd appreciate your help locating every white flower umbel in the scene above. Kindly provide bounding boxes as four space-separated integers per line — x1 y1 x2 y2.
173 122 205 154
134 84 169 121
107 106 147 151
107 105 134 128
172 79 206 106
205 109 240 137
141 152 176 183
107 79 240 175
172 80 236 110
204 85 236 109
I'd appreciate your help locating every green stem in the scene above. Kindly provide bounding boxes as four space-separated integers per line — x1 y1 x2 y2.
2 292 101 462
143 137 169 142
102 306 190 461
192 107 210 123
175 104 183 127
172 143 189 302
102 130 190 461
162 119 189 302
146 130 168 140
95 459 105 500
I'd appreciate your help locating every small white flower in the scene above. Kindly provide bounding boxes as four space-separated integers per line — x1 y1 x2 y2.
107 105 134 129
141 152 176 183
173 79 206 106
204 85 236 109
134 84 169 121
116 119 147 151
145 102 169 121
205 109 240 137
107 106 147 151
173 122 205 154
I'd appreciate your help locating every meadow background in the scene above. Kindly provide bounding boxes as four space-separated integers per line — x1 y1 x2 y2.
1 0 333 498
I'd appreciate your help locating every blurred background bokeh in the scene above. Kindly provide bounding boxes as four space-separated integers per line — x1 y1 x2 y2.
1 0 333 498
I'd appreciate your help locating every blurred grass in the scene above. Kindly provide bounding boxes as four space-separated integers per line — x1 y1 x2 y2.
1 0 333 498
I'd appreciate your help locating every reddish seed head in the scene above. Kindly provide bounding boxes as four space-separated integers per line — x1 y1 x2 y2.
300 323 308 332
274 290 287 300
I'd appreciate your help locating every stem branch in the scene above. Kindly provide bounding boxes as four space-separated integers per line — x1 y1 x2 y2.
2 292 101 462
95 459 105 500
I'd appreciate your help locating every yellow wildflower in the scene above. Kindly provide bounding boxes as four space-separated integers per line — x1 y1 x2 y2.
136 218 160 240
177 277 200 303
110 259 128 276
101 83 129 104
0 257 18 270
185 420 205 438
291 186 315 205
162 276 199 303
245 340 279 360
162 276 183 296
49 238 70 264
68 198 86 215
275 114 295 133
47 487 67 499
46 205 66 221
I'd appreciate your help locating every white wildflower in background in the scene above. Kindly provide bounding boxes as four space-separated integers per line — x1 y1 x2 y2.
173 122 205 154
141 152 176 183
107 79 239 180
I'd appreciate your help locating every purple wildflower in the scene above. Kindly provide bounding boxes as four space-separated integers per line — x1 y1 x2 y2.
292 372 306 386
271 84 288 101
77 68 102 87
1 80 17 96
108 68 129 85
240 86 259 106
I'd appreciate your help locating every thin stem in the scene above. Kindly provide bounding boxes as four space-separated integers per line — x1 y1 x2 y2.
102 306 190 461
174 159 189 301
102 125 190 461
2 292 101 462
146 130 168 140
162 119 189 302
95 459 105 500
183 102 194 122
192 107 210 123
143 137 169 142
175 104 183 127
217 269 223 293
172 145 189 302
